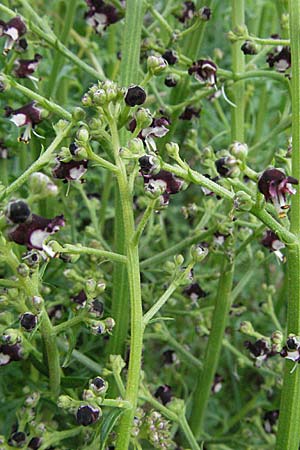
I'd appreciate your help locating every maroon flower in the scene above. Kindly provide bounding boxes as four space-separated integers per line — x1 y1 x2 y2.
280 335 300 365
200 6 212 21
215 156 238 177
28 437 42 449
138 154 160 175
179 106 201 120
14 53 42 80
71 290 88 308
0 16 27 55
267 46 291 72
183 282 207 303
164 75 178 87
162 50 178 65
241 41 257 55
124 85 146 107
0 342 23 366
8 214 65 255
52 159 88 183
85 0 120 34
5 101 43 143
130 116 170 152
261 230 285 262
154 385 172 405
142 169 184 206
162 350 178 365
244 339 276 366
76 405 100 426
263 410 279 434
188 59 217 86
177 1 195 23
258 168 298 216
20 312 38 331
211 373 223 394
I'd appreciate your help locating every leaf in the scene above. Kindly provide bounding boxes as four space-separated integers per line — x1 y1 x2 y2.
99 408 124 450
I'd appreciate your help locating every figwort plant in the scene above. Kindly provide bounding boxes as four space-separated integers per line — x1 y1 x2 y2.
0 0 299 449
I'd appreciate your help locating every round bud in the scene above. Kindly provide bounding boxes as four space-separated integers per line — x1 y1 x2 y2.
190 244 209 263
125 85 146 107
90 376 108 394
147 55 168 75
239 321 255 335
72 107 85 121
20 312 38 331
6 200 31 224
164 75 178 87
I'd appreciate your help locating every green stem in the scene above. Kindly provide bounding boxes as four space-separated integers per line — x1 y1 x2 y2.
190 257 235 438
132 199 156 246
53 314 86 334
46 0 79 99
41 309 62 397
61 244 127 264
2 122 73 199
276 4 300 449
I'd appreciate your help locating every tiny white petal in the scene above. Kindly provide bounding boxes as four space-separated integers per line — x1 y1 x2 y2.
10 113 27 127
30 230 49 249
5 27 19 41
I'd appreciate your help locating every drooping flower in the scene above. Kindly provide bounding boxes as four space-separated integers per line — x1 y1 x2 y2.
154 385 172 405
14 53 42 80
244 338 276 367
261 230 285 262
8 213 65 255
177 1 195 23
141 169 184 207
0 16 27 55
124 85 146 107
267 46 291 72
52 159 88 183
258 168 298 217
188 59 217 86
84 0 120 34
162 49 178 65
5 101 43 143
183 282 207 303
130 116 170 152
179 106 201 120
76 405 100 426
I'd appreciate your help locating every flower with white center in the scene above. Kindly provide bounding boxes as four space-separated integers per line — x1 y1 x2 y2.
14 53 42 81
5 101 43 143
261 230 286 262
52 159 88 183
188 59 217 86
0 16 27 55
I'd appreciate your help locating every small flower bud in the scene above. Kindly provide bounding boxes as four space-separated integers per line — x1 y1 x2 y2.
82 389 95 401
6 200 31 224
229 141 248 160
2 328 21 345
165 142 180 160
20 312 38 331
164 75 179 87
104 317 115 332
72 107 85 121
76 127 89 143
128 138 145 155
233 191 253 211
200 6 212 20
82 93 93 107
241 40 259 55
239 321 255 335
90 376 108 394
190 244 209 263
125 85 146 107
174 254 184 266
147 56 168 75
271 330 283 346
135 108 153 130
29 172 58 198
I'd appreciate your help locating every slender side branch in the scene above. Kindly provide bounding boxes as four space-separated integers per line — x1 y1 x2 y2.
61 244 128 264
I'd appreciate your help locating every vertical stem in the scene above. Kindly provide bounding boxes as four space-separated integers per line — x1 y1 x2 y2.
231 0 245 142
189 257 234 438
275 2 300 449
108 0 144 359
41 309 61 398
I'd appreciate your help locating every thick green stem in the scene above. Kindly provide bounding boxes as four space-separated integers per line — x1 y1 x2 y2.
190 257 234 438
231 0 245 141
276 2 300 449
41 309 61 397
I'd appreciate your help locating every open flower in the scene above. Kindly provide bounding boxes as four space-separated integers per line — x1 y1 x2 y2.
130 116 170 152
188 59 217 86
267 46 291 73
85 0 120 34
179 106 201 120
52 159 88 183
14 53 42 80
261 230 285 262
162 49 178 65
258 168 298 217
280 335 300 364
244 338 276 367
0 16 27 55
177 1 195 23
142 169 184 207
8 213 65 256
0 342 23 366
5 101 43 143
183 282 207 303
76 405 101 426
154 385 172 405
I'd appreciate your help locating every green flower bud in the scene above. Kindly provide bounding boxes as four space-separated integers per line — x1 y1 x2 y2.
2 328 21 345
239 321 255 335
72 107 86 121
93 88 107 106
135 108 153 130
174 254 184 266
82 389 96 401
104 317 115 332
233 191 253 211
58 395 77 412
128 138 145 155
145 179 166 199
271 330 283 346
76 127 89 143
29 172 58 198
165 142 180 160
17 263 30 277
229 141 248 161
109 354 126 373
147 55 168 75
82 93 93 107
190 244 209 263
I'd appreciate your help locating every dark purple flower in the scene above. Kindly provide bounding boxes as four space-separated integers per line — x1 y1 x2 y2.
71 290 88 308
164 75 178 87
244 339 276 366
6 200 31 224
241 41 257 55
215 156 237 177
0 16 27 55
213 232 228 246
280 335 300 363
200 6 212 21
14 53 42 80
261 230 285 262
162 50 178 65
131 116 170 152
52 159 88 183
143 170 184 205
0 342 23 366
8 431 26 447
85 0 120 34
211 373 223 394
183 282 207 303
188 59 217 86
263 410 279 433
154 385 172 405
138 154 160 175
125 85 146 107
179 106 201 120
258 168 298 216
267 46 291 72
90 376 107 393
76 405 100 426
8 214 65 254
20 312 38 331
162 349 177 365
28 437 42 449
89 299 104 317
177 1 195 23
5 101 43 143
